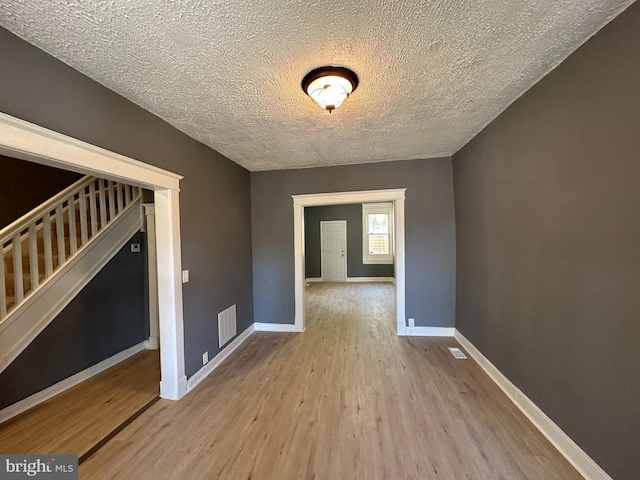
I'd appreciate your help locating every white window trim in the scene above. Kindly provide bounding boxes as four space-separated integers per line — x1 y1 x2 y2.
362 202 394 265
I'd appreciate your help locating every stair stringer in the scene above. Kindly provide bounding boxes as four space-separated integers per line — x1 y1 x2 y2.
0 198 143 374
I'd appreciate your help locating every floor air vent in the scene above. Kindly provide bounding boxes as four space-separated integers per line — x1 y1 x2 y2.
448 347 467 359
218 304 237 348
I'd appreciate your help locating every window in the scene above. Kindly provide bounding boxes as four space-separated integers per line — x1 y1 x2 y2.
363 202 393 264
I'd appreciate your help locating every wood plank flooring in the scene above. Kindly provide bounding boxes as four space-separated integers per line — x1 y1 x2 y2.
78 283 580 479
0 349 159 457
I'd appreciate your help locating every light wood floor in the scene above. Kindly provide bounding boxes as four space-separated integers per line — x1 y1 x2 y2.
77 283 580 479
0 349 159 457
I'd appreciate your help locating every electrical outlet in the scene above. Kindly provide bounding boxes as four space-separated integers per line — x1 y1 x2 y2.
202 351 208 365
130 243 141 253
408 318 415 327
182 270 189 283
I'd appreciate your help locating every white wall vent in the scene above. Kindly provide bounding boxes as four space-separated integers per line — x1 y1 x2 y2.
448 347 467 359
218 304 237 348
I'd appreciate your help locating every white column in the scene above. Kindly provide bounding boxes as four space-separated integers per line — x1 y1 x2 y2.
394 198 407 335
154 189 187 400
143 204 160 350
293 203 306 332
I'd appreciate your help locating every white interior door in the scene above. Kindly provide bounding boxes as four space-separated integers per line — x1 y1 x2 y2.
321 221 347 282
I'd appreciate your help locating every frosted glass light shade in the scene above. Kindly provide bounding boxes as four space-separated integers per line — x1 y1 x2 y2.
306 75 353 112
302 66 359 113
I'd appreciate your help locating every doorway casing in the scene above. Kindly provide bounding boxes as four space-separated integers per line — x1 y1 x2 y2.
0 112 187 400
292 189 407 335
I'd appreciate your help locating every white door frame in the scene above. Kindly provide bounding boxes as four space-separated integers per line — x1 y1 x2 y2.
142 204 160 350
0 112 188 400
320 220 347 282
293 189 406 334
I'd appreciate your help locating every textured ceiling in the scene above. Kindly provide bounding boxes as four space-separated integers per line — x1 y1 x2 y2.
0 1 634 171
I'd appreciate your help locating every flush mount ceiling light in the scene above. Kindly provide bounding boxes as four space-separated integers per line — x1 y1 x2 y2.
301 66 359 113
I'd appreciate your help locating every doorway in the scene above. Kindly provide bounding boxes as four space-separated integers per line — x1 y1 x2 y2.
292 188 407 335
0 112 187 400
321 220 347 282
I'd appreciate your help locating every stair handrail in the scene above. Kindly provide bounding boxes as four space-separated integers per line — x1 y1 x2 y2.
1 175 141 319
0 175 94 245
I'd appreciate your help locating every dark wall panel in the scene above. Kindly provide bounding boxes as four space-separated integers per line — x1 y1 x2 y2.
0 28 253 378
304 204 394 278
0 233 147 409
0 155 82 227
252 158 456 327
452 3 640 478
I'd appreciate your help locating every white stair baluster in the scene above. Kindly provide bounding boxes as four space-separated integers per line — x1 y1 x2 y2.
28 223 39 291
116 183 124 213
107 181 116 222
98 178 107 229
43 214 53 276
55 205 66 265
79 187 88 246
68 194 77 255
0 248 6 317
124 183 132 207
12 233 24 303
89 181 98 237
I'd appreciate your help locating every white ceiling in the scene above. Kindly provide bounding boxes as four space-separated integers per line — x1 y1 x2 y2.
0 1 634 171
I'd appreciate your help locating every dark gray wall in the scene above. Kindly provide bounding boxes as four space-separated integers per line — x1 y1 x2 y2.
304 204 394 279
452 3 640 479
0 27 253 378
0 233 147 409
251 158 456 327
0 155 82 227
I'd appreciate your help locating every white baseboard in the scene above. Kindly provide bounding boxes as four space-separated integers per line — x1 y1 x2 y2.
305 277 394 283
0 341 146 424
454 329 612 480
346 277 394 283
186 324 255 393
254 322 302 332
144 336 159 350
160 375 187 401
403 326 454 337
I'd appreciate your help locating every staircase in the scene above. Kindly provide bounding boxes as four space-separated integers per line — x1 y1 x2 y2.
0 177 143 373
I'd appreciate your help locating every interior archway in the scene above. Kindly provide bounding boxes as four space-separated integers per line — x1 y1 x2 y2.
292 189 407 334
0 112 187 399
